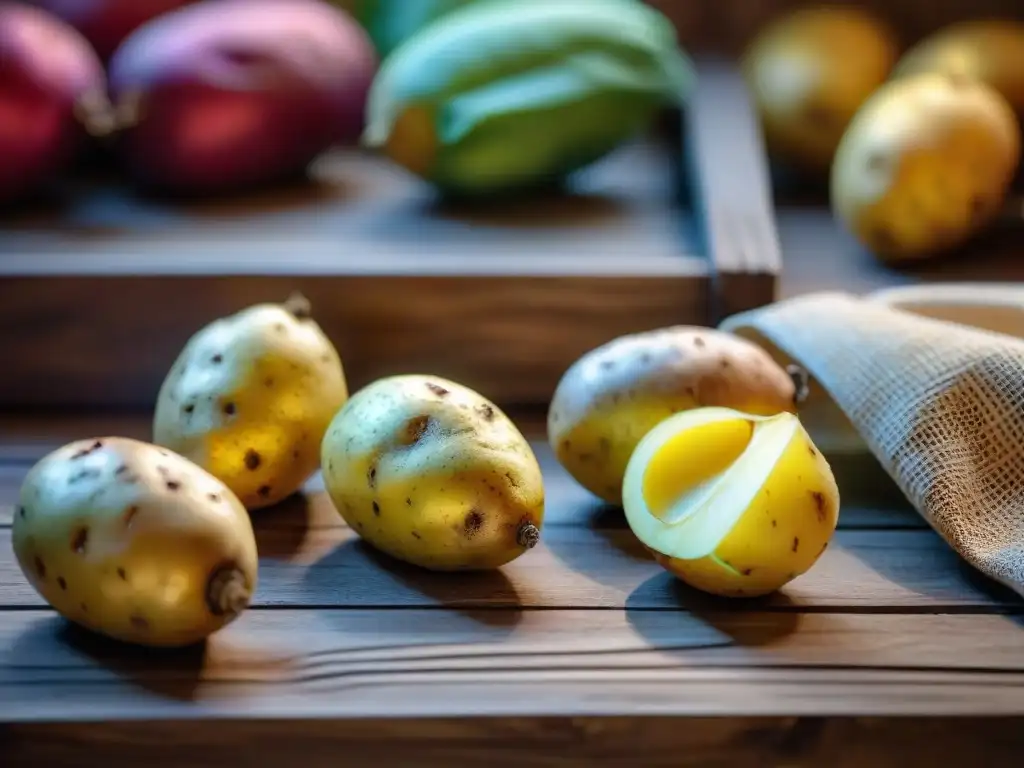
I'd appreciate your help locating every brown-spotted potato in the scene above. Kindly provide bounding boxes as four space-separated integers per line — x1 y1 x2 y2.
547 326 800 505
13 437 258 647
321 374 545 571
153 293 348 510
831 72 1021 263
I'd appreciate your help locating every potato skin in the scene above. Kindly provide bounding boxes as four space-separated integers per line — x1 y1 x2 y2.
742 7 898 176
831 72 1021 263
107 0 377 194
0 4 106 204
321 375 544 571
547 327 797 504
153 296 348 511
28 0 197 62
642 418 839 598
13 437 258 647
893 20 1024 121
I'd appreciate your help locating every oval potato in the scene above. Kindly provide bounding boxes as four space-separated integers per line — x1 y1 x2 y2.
548 327 798 504
742 7 898 176
13 437 258 647
321 375 545 571
153 294 348 511
831 72 1021 263
893 20 1024 121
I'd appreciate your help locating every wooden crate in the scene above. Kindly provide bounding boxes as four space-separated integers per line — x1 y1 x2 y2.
0 60 779 411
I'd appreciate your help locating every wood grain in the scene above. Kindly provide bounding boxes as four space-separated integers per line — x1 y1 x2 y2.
4 716 1024 768
0 523 1011 611
3 609 1024 724
0 58 786 411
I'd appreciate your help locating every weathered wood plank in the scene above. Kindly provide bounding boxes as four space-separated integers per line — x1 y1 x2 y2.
3 609 1024 725
0 524 1011 610
4 715 1024 768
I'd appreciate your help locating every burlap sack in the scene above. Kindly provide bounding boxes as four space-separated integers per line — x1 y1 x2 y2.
719 287 1024 596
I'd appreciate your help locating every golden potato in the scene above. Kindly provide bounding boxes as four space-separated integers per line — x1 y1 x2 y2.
547 326 799 504
622 407 839 598
321 374 545 571
893 20 1024 120
742 6 898 175
13 437 258 647
831 72 1021 263
153 293 348 510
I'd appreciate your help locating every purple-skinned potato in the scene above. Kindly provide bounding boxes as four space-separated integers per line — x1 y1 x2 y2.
0 2 109 205
107 0 377 195
27 0 198 62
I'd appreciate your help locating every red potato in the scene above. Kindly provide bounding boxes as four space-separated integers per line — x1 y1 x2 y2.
107 0 377 195
0 2 107 204
27 0 197 62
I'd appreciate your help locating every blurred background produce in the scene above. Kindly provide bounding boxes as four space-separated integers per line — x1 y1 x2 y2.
740 4 1024 270
2 0 1024 274
742 6 898 179
27 0 198 62
106 0 377 195
0 3 106 203
363 0 693 198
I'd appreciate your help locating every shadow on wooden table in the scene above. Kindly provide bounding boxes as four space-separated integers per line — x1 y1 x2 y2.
625 578 802 646
251 493 315 560
303 539 523 630
6 615 208 702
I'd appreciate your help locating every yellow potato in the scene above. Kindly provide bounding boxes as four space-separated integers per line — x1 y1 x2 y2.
623 407 839 598
831 72 1021 263
321 374 545 571
547 326 799 504
893 20 1024 120
13 437 258 647
153 293 348 510
742 6 898 175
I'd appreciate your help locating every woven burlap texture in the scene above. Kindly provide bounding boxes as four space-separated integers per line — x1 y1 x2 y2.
720 291 1024 596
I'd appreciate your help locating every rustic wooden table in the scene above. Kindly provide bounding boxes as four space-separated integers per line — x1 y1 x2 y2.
2 401 1023 766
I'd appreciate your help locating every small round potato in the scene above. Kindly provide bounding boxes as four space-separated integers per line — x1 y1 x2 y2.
548 326 799 505
154 294 348 511
321 374 545 571
893 20 1024 121
831 72 1021 263
622 407 839 598
13 437 258 647
742 6 898 176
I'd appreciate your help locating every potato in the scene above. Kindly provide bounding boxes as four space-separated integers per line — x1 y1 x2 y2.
12 437 258 647
0 3 107 204
831 72 1021 263
321 374 545 571
893 20 1024 121
28 1 197 62
107 0 378 195
153 293 348 511
622 407 839 598
548 326 800 504
742 6 898 176
363 0 693 198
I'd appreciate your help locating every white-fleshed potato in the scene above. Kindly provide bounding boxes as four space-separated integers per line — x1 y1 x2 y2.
321 374 545 571
12 437 258 647
831 72 1021 263
153 294 348 510
547 326 800 504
